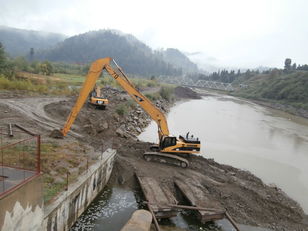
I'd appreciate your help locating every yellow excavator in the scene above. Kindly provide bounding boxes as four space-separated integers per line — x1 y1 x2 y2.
58 57 200 167
89 85 108 109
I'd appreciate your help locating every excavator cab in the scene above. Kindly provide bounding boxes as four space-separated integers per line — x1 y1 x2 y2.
160 136 177 150
89 85 109 109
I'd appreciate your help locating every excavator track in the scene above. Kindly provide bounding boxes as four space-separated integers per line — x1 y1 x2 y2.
143 152 189 168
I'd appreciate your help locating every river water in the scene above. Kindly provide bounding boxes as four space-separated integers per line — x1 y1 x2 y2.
139 94 308 214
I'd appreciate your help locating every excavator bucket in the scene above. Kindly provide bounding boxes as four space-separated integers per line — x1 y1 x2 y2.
49 129 64 139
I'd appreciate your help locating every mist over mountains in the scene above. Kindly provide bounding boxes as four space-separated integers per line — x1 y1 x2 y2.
0 26 199 76
0 26 66 57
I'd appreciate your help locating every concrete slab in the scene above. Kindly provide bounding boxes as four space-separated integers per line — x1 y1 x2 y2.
136 175 178 218
175 179 225 223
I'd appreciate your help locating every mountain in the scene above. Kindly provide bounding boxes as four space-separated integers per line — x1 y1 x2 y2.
36 30 184 76
161 48 198 73
0 26 66 57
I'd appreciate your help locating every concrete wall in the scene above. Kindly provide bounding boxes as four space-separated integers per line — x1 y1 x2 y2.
43 148 116 231
121 210 152 231
0 175 43 231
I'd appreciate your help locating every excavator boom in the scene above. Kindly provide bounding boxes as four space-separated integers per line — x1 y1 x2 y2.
61 58 110 136
61 57 169 138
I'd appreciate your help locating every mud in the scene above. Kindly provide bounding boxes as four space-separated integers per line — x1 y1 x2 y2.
0 87 307 230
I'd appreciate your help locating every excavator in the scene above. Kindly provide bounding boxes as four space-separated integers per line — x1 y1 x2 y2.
58 57 200 168
88 85 108 109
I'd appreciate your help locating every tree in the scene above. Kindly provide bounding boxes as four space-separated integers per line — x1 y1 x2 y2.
284 58 292 70
0 42 7 72
0 42 13 77
40 61 53 75
29 48 34 61
292 63 297 70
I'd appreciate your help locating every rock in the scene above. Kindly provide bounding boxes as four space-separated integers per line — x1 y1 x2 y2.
116 125 127 138
83 124 94 134
102 121 109 129
136 127 142 133
113 113 120 122
54 176 65 184
118 175 125 185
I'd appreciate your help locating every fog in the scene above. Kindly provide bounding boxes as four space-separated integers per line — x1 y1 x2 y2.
1 0 308 69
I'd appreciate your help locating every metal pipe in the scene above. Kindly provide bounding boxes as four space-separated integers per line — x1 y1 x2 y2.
146 203 161 231
167 204 225 213
14 124 36 136
37 135 41 173
225 211 240 231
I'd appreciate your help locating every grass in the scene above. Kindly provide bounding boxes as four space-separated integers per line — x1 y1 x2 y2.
54 73 86 84
0 75 77 95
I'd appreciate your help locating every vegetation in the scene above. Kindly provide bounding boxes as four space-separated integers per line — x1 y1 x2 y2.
0 75 77 95
234 70 308 110
115 100 135 116
159 86 175 102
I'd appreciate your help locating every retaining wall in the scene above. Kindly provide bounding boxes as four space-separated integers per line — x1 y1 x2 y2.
43 148 116 231
0 174 43 231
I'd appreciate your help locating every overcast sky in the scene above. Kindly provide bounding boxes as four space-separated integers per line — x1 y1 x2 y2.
1 0 307 69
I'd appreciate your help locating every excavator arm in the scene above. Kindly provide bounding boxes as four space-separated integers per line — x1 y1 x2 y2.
61 57 169 138
105 60 169 138
61 59 106 136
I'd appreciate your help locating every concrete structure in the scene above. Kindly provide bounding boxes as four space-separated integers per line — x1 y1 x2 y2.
0 148 116 231
0 174 43 231
43 148 116 231
121 210 152 231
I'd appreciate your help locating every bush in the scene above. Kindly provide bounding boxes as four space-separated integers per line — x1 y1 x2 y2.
116 103 128 116
145 93 161 101
159 86 174 102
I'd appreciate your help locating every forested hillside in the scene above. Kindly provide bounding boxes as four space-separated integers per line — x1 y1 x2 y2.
0 26 66 57
36 30 186 76
234 70 308 110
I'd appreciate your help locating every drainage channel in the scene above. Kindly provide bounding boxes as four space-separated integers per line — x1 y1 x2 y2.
69 185 246 231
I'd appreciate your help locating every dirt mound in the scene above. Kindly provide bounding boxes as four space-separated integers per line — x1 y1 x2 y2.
174 86 202 99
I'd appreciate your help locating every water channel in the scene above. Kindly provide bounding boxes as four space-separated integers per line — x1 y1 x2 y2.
72 94 308 230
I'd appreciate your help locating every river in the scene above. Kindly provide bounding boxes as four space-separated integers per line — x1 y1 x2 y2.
139 94 308 214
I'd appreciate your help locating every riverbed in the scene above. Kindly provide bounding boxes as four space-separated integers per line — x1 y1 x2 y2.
139 94 308 213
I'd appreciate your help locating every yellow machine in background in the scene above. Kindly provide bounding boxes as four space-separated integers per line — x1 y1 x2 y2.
59 57 200 168
89 85 108 109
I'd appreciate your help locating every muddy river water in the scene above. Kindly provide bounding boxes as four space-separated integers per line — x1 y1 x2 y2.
139 95 308 214
72 94 308 230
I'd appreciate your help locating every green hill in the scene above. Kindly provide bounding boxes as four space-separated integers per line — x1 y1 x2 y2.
234 70 308 110
36 30 190 76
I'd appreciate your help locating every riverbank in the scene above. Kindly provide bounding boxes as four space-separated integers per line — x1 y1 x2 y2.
195 87 308 119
